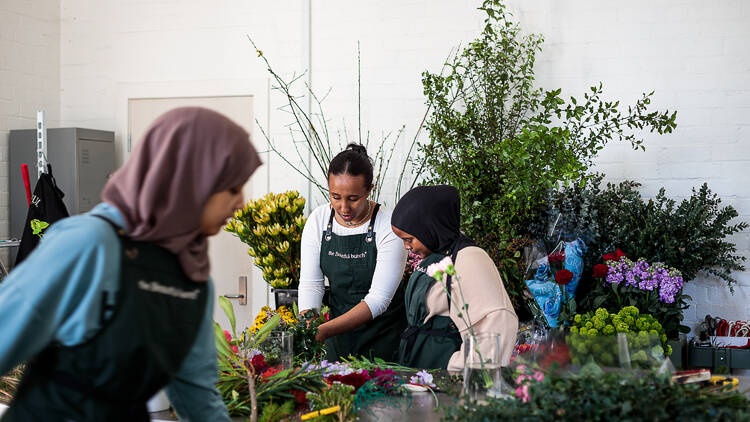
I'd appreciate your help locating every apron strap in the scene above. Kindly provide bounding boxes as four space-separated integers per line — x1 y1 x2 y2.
445 248 459 311
91 214 122 326
325 208 335 241
324 202 381 242
365 203 381 243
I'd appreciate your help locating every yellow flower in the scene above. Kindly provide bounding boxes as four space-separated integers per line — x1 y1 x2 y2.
277 241 290 253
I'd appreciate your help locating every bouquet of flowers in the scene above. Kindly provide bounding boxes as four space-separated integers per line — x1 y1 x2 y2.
225 191 306 289
589 249 689 336
568 306 671 369
246 304 329 365
524 238 587 327
214 297 328 422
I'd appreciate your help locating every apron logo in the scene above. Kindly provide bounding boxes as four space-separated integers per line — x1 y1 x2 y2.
327 251 367 259
30 195 41 208
414 264 429 274
124 248 139 260
138 280 201 300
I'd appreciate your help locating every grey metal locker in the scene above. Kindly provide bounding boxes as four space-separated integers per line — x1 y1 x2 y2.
9 128 115 241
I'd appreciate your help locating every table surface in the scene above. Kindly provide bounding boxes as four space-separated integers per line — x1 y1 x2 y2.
147 375 750 422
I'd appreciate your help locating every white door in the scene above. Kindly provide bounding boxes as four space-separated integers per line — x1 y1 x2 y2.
127 96 267 334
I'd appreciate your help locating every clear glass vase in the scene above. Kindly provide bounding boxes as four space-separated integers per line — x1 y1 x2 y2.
259 331 294 369
462 332 511 400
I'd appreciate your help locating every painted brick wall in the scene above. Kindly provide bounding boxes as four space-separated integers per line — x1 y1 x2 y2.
45 0 750 333
0 0 60 244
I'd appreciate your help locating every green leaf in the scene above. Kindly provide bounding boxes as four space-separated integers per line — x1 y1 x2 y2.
213 322 233 360
218 296 237 339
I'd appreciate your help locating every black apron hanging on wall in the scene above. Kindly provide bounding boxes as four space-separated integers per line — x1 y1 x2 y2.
15 164 70 266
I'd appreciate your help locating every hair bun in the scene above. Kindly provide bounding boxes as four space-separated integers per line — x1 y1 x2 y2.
345 143 368 157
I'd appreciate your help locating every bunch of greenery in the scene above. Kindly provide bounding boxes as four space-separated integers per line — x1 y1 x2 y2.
441 369 750 421
568 306 670 369
288 305 328 365
307 382 356 422
418 0 676 319
419 0 677 241
225 191 306 289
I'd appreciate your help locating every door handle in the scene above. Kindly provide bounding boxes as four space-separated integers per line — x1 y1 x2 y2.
223 276 247 305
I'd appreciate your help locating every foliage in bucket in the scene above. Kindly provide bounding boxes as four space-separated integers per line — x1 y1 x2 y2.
225 191 306 289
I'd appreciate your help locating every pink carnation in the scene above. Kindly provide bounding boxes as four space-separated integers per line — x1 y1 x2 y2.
426 256 453 277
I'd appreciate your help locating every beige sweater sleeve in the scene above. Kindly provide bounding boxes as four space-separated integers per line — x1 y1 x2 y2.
424 246 519 371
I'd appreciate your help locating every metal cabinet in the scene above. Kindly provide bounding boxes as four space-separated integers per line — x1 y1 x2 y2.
9 128 115 240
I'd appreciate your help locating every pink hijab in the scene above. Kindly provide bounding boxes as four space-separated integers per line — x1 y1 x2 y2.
102 107 261 281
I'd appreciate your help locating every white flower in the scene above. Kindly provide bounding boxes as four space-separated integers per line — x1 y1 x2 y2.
426 256 453 277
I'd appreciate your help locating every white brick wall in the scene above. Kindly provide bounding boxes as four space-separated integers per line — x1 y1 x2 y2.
0 0 60 246
4 0 748 333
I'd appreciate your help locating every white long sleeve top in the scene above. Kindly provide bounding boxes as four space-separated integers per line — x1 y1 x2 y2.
298 203 407 318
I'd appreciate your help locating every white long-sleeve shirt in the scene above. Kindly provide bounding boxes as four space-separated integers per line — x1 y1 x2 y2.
298 203 407 318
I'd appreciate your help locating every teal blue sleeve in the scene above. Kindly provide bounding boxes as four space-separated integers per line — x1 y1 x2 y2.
165 280 230 421
0 214 121 376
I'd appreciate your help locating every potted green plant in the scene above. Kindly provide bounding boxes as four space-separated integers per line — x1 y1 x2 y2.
225 191 306 307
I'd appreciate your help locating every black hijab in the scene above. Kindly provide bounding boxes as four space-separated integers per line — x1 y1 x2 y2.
391 185 475 256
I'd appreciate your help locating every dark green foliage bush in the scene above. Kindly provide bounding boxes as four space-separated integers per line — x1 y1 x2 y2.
418 1 676 318
419 0 677 241
533 177 748 292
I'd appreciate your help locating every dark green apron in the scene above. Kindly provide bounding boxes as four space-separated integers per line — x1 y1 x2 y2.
3 219 208 422
398 252 462 369
320 204 406 362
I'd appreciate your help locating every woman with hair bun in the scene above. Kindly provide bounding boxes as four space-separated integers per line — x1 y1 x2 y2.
298 143 407 362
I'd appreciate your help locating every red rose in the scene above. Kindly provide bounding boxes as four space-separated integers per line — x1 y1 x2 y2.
251 354 267 373
548 251 565 264
223 330 232 343
554 269 574 285
592 264 609 278
230 345 239 354
602 249 627 262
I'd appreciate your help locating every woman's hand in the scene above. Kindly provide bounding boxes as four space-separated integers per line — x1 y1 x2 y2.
315 322 331 342
313 302 373 343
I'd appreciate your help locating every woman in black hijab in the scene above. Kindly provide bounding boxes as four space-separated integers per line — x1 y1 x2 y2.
391 185 518 370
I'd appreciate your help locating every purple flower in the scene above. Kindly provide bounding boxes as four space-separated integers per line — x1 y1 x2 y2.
410 369 436 388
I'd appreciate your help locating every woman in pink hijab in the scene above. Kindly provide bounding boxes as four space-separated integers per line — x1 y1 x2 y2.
0 107 260 422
